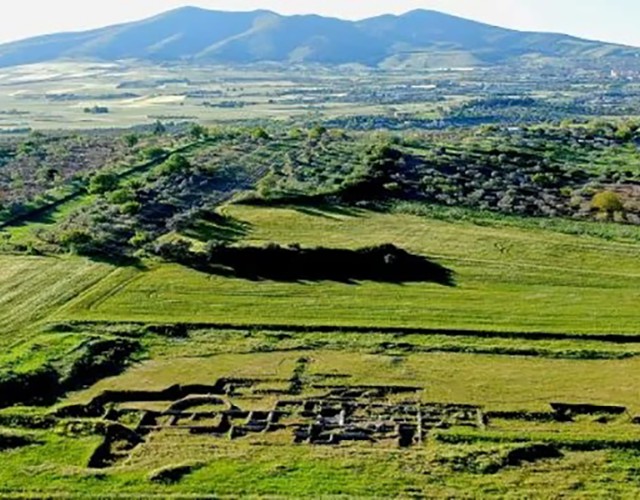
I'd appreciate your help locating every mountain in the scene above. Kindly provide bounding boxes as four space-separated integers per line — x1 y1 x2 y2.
0 6 637 68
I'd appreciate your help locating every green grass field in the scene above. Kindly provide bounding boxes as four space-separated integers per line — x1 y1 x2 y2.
1 203 640 497
50 204 640 334
2 337 640 497
0 255 112 341
68 349 640 412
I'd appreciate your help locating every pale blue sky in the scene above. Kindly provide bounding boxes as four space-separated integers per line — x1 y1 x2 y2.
0 0 638 46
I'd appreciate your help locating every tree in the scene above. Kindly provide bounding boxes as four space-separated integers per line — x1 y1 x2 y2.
123 133 139 149
142 147 167 160
129 231 152 249
256 171 280 199
59 229 94 254
363 143 403 180
153 120 167 135
108 188 134 205
288 128 303 140
189 124 208 141
308 125 327 141
251 127 271 141
154 240 193 263
592 191 624 220
83 106 109 114
89 172 119 194
155 154 191 176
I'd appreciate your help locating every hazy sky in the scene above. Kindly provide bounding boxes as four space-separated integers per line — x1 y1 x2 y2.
0 0 639 46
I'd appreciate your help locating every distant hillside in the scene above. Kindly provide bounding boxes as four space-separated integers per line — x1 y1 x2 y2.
0 6 637 68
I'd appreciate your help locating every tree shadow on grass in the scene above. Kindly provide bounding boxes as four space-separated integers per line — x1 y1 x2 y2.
188 243 456 287
182 210 251 244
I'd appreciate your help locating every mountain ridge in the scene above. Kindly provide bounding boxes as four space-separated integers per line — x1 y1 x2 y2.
0 6 637 68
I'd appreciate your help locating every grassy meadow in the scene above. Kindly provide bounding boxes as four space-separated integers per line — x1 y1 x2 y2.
2 337 640 497
1 171 640 496
2 45 640 497
68 348 640 413
48 204 640 334
0 255 112 341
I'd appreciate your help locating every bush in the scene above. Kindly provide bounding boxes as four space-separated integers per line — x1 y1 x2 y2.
155 154 191 176
148 462 204 484
189 124 208 140
108 188 135 205
308 125 327 141
0 431 38 451
58 229 94 254
592 191 624 218
153 120 166 135
123 133 139 148
142 147 167 161
119 201 141 215
83 106 109 114
153 240 193 262
251 127 271 141
129 231 152 248
89 172 119 195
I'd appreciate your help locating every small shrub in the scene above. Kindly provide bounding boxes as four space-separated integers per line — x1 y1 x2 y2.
189 124 208 140
155 154 191 176
58 229 94 254
123 133 139 148
251 127 271 141
148 462 204 484
108 189 135 205
142 146 167 160
89 172 119 195
592 191 624 218
308 125 327 141
154 240 193 263
119 201 141 215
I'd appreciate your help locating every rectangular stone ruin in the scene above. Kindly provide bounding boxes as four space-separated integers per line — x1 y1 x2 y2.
68 378 493 469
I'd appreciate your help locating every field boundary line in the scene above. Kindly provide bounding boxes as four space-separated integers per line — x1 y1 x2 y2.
61 320 640 344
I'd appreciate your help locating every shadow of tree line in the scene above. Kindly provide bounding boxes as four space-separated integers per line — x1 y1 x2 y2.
157 241 455 286
181 210 252 243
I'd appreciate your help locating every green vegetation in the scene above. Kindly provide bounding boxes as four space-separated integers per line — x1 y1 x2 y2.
0 332 140 407
0 331 640 496
0 255 113 338
44 204 638 335
0 66 640 495
88 171 119 195
592 190 625 219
